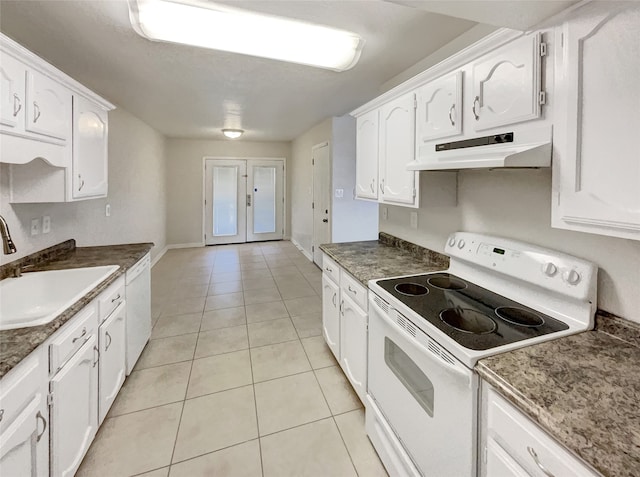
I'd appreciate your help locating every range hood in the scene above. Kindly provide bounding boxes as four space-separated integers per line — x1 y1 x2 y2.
407 126 552 171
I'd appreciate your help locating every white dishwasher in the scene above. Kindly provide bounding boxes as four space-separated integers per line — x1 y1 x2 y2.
125 253 151 374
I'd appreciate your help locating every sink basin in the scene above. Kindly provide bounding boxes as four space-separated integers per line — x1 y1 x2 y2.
0 265 119 331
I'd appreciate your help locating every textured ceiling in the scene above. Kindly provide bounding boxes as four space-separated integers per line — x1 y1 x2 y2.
0 1 574 142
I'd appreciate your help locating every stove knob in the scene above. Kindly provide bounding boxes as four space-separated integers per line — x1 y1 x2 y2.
562 269 581 285
457 239 466 249
448 237 456 247
542 262 558 277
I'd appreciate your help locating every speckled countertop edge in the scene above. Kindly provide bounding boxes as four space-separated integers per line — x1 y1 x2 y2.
476 312 640 477
0 242 153 379
319 233 449 285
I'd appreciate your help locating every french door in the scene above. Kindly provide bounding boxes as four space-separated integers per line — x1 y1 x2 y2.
204 158 284 245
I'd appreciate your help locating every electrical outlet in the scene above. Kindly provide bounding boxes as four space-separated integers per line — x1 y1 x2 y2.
31 218 41 236
382 207 388 220
410 212 418 229
105 204 111 217
335 189 344 198
42 216 51 234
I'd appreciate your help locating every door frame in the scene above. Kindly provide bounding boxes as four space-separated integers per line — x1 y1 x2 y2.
311 141 331 265
202 156 287 245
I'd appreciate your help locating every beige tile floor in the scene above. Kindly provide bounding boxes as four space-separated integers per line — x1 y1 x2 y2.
78 241 387 477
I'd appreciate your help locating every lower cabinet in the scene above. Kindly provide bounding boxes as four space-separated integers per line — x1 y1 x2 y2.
321 274 341 360
98 302 127 424
0 347 49 477
50 335 99 477
339 293 368 402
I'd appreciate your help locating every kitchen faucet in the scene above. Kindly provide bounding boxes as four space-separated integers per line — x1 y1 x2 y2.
0 215 17 254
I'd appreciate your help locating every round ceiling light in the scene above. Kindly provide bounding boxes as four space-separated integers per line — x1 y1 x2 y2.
222 128 244 139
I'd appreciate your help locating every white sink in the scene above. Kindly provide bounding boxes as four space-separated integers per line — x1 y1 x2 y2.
0 265 119 331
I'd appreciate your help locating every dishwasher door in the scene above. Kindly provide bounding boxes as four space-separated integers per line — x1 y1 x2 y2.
125 253 151 374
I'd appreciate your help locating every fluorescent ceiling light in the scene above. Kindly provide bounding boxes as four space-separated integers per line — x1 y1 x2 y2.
128 0 365 72
222 129 244 139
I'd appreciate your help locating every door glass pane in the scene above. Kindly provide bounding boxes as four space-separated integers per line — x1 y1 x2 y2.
384 337 434 417
252 166 276 234
213 166 238 236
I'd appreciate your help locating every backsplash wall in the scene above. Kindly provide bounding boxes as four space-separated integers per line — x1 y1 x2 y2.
0 107 167 264
380 168 640 323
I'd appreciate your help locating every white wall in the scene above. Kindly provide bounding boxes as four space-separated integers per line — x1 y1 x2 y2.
380 169 640 322
165 139 291 246
0 107 167 264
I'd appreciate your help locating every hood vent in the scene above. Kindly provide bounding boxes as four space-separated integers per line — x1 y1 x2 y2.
407 126 551 171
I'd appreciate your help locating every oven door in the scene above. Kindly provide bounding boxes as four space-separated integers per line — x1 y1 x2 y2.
368 294 477 477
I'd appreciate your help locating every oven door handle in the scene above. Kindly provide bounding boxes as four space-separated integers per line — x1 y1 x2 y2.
370 298 472 381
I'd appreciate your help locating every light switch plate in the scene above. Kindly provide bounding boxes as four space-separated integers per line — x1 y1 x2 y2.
31 218 41 236
42 216 51 234
410 212 418 229
105 204 111 217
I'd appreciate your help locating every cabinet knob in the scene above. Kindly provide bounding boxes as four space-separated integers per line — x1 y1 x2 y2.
472 96 480 120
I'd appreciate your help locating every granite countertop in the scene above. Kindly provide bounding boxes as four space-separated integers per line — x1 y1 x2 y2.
476 314 640 477
0 241 153 379
319 232 450 285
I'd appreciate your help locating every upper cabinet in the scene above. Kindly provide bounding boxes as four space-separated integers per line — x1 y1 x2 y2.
551 2 640 241
355 109 379 200
470 33 543 131
415 70 463 144
0 33 114 202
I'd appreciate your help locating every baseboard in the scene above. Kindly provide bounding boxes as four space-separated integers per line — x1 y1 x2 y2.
290 238 313 261
167 242 205 249
150 245 168 268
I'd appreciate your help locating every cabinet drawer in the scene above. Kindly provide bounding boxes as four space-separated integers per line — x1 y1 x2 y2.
98 276 125 323
322 254 340 284
340 271 367 311
49 303 98 374
487 387 597 477
0 347 46 434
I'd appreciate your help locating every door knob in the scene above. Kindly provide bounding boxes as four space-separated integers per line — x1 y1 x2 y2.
322 219 328 223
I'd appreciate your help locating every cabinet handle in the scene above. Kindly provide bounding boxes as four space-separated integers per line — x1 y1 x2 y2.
348 285 357 295
105 331 113 351
370 180 375 193
448 104 455 126
78 174 85 191
472 96 480 120
111 294 121 303
325 267 332 273
340 299 344 316
0 409 4 422
33 101 41 123
13 94 22 117
36 411 47 442
379 179 384 194
72 327 87 343
332 292 336 306
527 446 555 477
92 345 100 367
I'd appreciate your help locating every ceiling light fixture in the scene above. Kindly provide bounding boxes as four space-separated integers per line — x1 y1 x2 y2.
128 0 364 72
222 129 244 139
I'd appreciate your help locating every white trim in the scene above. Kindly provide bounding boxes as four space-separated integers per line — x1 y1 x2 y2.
290 237 313 261
312 141 329 150
167 242 205 249
150 246 168 268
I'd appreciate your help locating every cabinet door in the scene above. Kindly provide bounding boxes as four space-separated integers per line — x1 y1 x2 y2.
552 2 640 241
322 274 340 360
471 33 542 131
0 395 49 477
355 109 379 200
25 70 71 141
415 71 463 144
50 335 99 477
98 303 126 424
72 95 108 199
0 53 26 130
339 293 367 402
379 93 418 206
485 438 530 477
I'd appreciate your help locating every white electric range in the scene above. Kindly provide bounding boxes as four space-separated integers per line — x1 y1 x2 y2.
365 232 597 477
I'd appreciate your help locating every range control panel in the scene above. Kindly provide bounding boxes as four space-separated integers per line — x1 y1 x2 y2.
445 232 597 302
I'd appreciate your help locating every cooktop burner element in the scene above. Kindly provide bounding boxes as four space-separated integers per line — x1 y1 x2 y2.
427 275 467 290
394 283 429 296
440 308 497 334
495 307 545 327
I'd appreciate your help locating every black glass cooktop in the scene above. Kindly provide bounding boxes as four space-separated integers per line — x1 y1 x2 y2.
377 273 569 351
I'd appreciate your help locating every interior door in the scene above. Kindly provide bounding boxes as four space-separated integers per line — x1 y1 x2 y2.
246 159 284 242
205 158 284 245
312 143 331 265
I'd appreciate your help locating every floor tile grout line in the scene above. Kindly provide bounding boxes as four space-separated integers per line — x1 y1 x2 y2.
247 322 266 477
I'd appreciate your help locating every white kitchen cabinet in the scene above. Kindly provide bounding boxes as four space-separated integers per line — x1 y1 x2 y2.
72 95 109 199
98 301 126 424
355 109 379 200
50 335 99 477
339 292 368 402
322 271 341 360
415 70 463 146
25 69 71 141
551 2 640 241
480 382 598 477
471 33 543 131
0 348 48 477
379 92 419 207
0 52 26 130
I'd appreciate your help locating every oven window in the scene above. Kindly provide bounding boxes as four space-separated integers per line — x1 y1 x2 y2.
384 337 434 417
